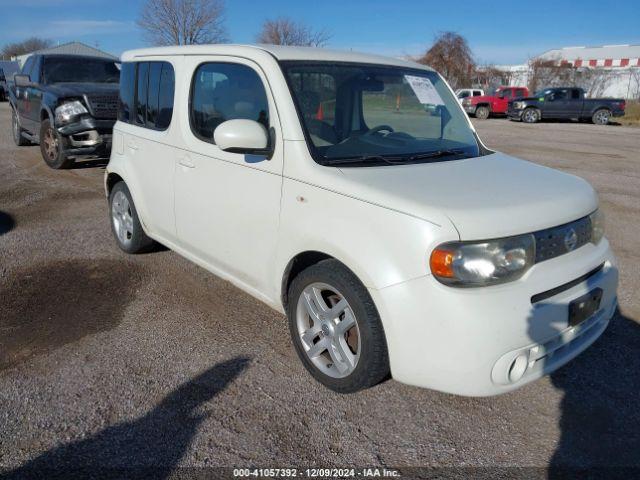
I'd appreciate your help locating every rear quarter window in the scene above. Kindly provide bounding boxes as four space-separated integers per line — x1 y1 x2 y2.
119 61 175 131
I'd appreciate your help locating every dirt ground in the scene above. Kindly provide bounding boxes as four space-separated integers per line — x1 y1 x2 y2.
1 103 639 476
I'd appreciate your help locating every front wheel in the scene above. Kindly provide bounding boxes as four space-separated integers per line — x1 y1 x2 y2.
592 109 611 125
287 259 389 393
40 119 74 169
12 108 29 146
475 106 490 120
522 108 540 124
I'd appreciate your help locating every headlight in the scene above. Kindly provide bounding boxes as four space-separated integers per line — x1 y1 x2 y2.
430 234 535 287
590 209 605 244
55 100 87 124
462 98 471 106
512 101 525 109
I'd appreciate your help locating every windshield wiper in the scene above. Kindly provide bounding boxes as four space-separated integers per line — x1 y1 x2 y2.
405 149 467 162
321 154 406 166
321 149 468 166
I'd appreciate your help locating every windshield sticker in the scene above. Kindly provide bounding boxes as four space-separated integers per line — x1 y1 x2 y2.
404 75 444 105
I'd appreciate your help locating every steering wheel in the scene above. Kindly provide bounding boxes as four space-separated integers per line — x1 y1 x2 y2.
364 125 395 136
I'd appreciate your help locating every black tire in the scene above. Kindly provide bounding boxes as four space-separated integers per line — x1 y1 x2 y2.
108 181 155 254
522 107 540 124
40 118 74 169
475 105 490 120
11 107 29 146
592 108 611 125
287 259 390 393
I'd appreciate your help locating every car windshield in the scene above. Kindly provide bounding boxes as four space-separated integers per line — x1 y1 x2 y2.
43 57 120 84
281 62 480 165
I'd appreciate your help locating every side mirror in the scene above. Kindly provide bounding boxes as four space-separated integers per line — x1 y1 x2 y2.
14 74 31 87
214 119 270 154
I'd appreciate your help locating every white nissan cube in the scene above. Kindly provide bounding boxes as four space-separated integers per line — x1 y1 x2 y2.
105 45 618 396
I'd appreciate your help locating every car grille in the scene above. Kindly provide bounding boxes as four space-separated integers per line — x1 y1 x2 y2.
534 215 592 263
86 94 118 119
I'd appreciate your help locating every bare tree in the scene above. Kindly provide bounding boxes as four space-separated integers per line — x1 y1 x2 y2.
137 0 228 46
527 57 613 97
417 32 475 90
2 37 53 60
256 17 331 47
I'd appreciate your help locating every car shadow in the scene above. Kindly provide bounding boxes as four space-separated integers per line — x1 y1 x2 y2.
525 266 640 476
0 210 15 235
3 357 250 479
548 308 640 477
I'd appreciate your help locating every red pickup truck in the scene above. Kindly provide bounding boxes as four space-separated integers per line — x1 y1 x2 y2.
462 86 529 119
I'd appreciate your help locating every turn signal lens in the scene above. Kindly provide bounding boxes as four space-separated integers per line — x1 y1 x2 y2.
590 209 605 244
430 249 455 278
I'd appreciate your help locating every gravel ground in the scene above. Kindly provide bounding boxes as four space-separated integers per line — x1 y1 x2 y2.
1 103 639 477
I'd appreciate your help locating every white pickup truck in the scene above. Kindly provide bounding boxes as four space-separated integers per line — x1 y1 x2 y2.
105 45 617 396
455 88 484 103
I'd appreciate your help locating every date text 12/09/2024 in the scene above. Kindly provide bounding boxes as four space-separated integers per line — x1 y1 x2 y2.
233 468 401 478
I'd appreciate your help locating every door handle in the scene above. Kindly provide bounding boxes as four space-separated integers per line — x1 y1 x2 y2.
178 155 195 169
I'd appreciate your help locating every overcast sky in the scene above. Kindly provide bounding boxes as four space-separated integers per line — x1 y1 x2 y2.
1 0 639 64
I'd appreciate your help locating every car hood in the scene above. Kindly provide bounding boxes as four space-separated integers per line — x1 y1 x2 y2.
336 152 598 240
45 82 119 97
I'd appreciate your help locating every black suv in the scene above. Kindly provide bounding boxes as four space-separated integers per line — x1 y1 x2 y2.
9 54 120 168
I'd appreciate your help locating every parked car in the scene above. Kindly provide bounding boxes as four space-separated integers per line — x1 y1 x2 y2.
106 45 617 396
507 87 626 125
455 88 484 104
462 86 529 119
8 54 120 168
0 61 19 101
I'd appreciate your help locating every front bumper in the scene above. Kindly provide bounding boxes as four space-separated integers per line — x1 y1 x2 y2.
463 104 477 114
57 117 115 156
507 107 524 119
369 239 618 396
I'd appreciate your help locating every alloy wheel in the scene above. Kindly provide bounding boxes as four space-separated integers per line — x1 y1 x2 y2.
111 190 134 246
296 282 361 378
595 110 610 125
43 127 59 160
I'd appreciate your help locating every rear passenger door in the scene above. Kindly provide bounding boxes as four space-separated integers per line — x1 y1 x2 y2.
174 56 284 297
114 59 178 241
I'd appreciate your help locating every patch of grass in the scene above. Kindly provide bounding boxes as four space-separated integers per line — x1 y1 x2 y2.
619 101 640 126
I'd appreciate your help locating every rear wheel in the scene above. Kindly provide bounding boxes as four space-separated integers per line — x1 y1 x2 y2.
40 119 74 169
475 106 490 120
592 108 611 125
522 108 540 124
109 182 155 254
11 108 29 146
287 259 389 393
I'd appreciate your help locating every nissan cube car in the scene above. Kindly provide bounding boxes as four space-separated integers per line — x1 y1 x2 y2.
105 45 618 396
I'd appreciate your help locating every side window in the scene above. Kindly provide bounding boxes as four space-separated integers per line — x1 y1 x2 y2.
146 62 163 127
501 89 512 99
190 62 269 144
118 62 136 122
459 91 470 98
119 61 174 129
571 89 581 99
473 90 482 96
516 88 526 97
135 62 149 125
154 63 175 130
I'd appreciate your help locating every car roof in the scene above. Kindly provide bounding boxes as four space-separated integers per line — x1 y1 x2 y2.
120 44 432 71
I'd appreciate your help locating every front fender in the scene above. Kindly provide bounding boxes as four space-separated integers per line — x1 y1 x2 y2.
274 178 459 303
